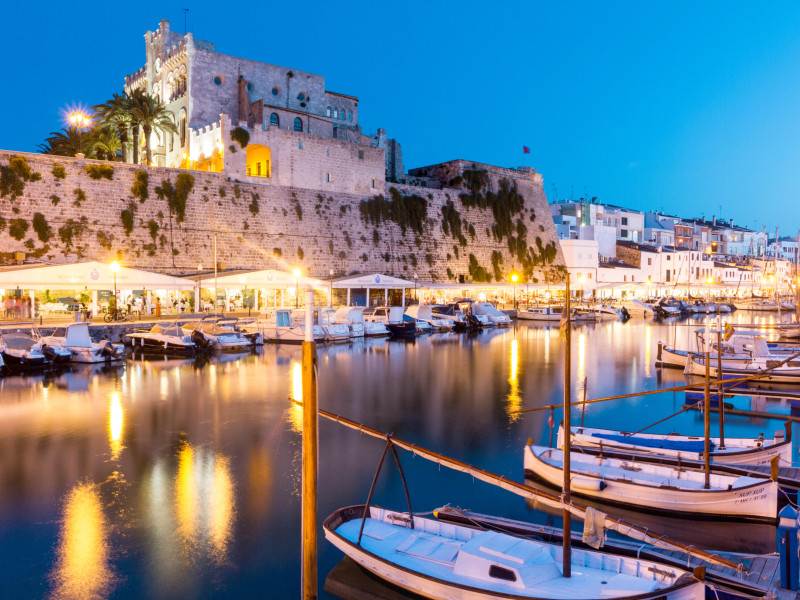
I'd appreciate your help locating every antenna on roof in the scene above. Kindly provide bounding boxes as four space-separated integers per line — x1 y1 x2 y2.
184 8 189 33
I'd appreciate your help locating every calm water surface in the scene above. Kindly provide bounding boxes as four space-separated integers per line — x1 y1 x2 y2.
0 314 796 599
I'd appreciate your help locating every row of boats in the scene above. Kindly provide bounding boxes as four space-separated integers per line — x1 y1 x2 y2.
321 315 800 599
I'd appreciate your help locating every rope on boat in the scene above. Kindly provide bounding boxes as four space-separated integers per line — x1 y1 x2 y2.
298 399 750 575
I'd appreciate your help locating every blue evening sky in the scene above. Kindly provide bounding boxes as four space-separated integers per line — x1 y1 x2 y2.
3 1 799 235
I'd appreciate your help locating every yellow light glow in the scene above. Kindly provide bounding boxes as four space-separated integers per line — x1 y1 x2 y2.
110 261 120 272
478 292 486 302
507 339 521 421
706 276 713 284
209 456 235 564
175 441 198 557
288 362 304 433
108 393 123 461
645 325 652 378
293 268 302 278
510 273 519 283
50 482 114 599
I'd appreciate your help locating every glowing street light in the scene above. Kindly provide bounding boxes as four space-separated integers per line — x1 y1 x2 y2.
110 261 120 321
510 272 519 308
294 268 301 308
69 111 91 155
329 269 334 308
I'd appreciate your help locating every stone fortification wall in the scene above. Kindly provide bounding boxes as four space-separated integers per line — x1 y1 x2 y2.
0 151 563 282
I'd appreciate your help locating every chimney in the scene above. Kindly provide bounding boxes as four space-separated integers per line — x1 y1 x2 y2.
712 215 716 226
729 218 733 228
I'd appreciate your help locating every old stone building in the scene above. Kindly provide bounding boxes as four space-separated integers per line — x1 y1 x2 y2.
124 19 403 188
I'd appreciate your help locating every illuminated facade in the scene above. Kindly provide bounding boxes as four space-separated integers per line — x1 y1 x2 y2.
124 19 402 192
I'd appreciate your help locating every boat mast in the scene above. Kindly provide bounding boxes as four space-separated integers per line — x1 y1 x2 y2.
563 274 572 578
796 229 799 324
775 227 780 319
704 323 711 488
716 313 725 449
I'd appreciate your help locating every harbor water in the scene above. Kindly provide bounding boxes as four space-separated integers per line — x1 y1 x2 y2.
0 313 796 598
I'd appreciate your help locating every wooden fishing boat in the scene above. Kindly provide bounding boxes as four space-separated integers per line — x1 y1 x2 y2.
324 504 705 600
517 306 562 321
683 352 800 383
524 444 777 522
559 424 792 467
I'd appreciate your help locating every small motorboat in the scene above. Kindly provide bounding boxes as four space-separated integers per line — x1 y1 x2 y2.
181 315 254 352
0 323 68 369
517 306 562 321
295 308 351 343
125 320 196 357
40 322 124 363
245 309 326 344
364 306 417 336
471 302 512 326
405 305 452 332
324 504 705 600
332 306 366 338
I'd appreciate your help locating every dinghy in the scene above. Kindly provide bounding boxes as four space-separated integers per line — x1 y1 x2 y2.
559 424 792 467
524 444 777 522
40 322 124 363
125 320 196 357
325 505 705 600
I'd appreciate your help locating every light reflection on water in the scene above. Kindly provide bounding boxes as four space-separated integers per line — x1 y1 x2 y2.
0 319 796 598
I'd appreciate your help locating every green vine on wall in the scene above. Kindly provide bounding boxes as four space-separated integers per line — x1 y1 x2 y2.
358 188 427 235
85 164 114 180
9 218 29 241
32 213 52 242
132 170 149 202
0 155 41 200
73 188 86 206
248 192 259 216
155 173 194 223
52 163 66 180
147 220 159 240
121 210 134 235
58 217 88 251
231 127 250 149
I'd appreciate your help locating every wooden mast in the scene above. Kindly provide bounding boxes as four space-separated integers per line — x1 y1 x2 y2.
703 323 711 488
563 275 572 577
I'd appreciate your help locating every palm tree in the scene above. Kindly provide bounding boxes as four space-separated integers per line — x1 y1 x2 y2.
92 92 132 162
38 127 84 156
90 126 122 161
129 91 178 166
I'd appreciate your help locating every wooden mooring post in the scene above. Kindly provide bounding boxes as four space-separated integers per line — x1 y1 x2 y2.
302 288 319 600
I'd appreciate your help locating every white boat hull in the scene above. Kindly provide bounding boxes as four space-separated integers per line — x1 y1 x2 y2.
524 445 777 522
325 505 704 600
561 425 792 467
684 354 800 383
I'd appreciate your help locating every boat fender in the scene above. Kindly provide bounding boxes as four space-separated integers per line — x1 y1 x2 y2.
571 477 607 492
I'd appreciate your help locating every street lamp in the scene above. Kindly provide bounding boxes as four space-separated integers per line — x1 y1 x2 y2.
706 275 714 298
197 263 203 312
577 272 583 302
329 269 334 308
69 112 91 155
110 261 120 321
294 268 301 309
414 273 418 303
510 272 519 308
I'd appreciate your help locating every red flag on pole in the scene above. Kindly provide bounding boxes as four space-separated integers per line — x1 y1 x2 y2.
523 146 531 154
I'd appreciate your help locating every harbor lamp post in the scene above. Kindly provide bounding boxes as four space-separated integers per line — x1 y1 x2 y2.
294 268 301 309
414 273 418 303
197 264 202 312
329 269 334 308
69 111 91 155
110 261 120 321
510 272 519 308
706 275 714 298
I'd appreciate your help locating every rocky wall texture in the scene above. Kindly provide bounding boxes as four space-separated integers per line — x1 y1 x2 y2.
0 151 564 282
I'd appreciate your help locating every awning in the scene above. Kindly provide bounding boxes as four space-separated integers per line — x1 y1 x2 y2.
185 269 327 289
333 273 417 289
0 261 196 290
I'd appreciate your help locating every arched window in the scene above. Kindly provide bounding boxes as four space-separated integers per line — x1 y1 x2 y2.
333 108 338 119
270 113 279 126
348 110 352 121
293 117 303 132
326 106 331 117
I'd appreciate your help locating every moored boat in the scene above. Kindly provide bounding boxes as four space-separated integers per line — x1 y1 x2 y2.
559 423 792 467
523 443 777 522
364 306 417 336
324 504 705 600
516 306 562 322
125 321 196 357
40 322 124 363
